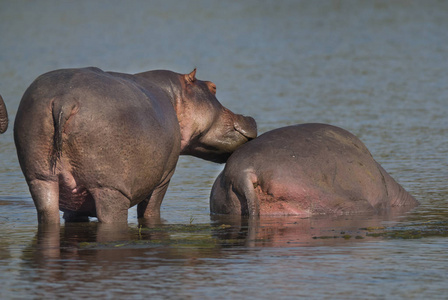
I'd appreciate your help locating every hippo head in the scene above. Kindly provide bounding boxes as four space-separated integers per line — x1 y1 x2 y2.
176 69 257 163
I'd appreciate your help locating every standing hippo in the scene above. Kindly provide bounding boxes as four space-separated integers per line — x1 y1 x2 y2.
14 67 257 224
0 94 8 133
210 123 418 216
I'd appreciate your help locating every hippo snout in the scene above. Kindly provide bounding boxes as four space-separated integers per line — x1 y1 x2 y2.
234 115 257 140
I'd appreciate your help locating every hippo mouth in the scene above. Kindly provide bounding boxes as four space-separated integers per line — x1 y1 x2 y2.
234 115 257 140
182 115 257 164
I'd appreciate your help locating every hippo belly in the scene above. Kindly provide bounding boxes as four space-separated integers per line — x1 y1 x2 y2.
210 123 419 216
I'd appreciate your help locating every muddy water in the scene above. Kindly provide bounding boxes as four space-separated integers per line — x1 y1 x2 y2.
0 1 447 299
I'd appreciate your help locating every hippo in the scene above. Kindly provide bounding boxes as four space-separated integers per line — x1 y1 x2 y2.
14 67 257 224
0 94 8 133
210 123 418 216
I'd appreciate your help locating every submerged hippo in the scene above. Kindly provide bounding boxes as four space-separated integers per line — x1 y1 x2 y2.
210 123 418 216
14 67 257 224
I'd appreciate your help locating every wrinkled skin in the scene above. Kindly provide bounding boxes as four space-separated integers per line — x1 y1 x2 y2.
210 123 419 216
0 94 8 133
14 67 257 224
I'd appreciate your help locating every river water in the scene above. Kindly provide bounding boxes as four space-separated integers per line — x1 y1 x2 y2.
0 0 447 299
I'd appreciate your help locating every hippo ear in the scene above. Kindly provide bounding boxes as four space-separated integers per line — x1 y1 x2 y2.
185 68 197 84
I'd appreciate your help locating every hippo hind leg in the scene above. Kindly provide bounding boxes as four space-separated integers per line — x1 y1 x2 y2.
28 179 60 224
89 188 130 223
210 170 260 216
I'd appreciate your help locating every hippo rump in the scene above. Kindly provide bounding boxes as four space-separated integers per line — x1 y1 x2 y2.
210 123 418 216
14 67 257 224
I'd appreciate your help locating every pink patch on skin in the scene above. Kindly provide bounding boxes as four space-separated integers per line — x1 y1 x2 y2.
256 180 317 216
58 172 91 211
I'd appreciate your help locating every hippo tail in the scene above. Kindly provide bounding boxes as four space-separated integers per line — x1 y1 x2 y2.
50 99 79 173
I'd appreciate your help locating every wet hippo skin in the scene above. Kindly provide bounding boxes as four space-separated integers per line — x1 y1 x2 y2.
210 123 418 216
14 67 257 223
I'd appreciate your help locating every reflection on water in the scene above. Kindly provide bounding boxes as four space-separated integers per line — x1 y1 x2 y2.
28 213 406 259
14 214 448 298
1 0 448 299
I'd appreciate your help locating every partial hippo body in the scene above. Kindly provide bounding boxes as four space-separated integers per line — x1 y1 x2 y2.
210 123 418 216
14 67 257 224
0 94 8 134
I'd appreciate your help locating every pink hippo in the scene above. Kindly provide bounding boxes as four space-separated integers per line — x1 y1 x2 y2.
210 123 418 216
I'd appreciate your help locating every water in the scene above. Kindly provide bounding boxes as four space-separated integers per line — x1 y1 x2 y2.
1 0 447 298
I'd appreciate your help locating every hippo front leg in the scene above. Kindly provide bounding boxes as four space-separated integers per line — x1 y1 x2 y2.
137 180 170 220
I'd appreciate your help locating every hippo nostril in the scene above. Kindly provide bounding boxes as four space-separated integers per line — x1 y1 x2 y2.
234 115 257 140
